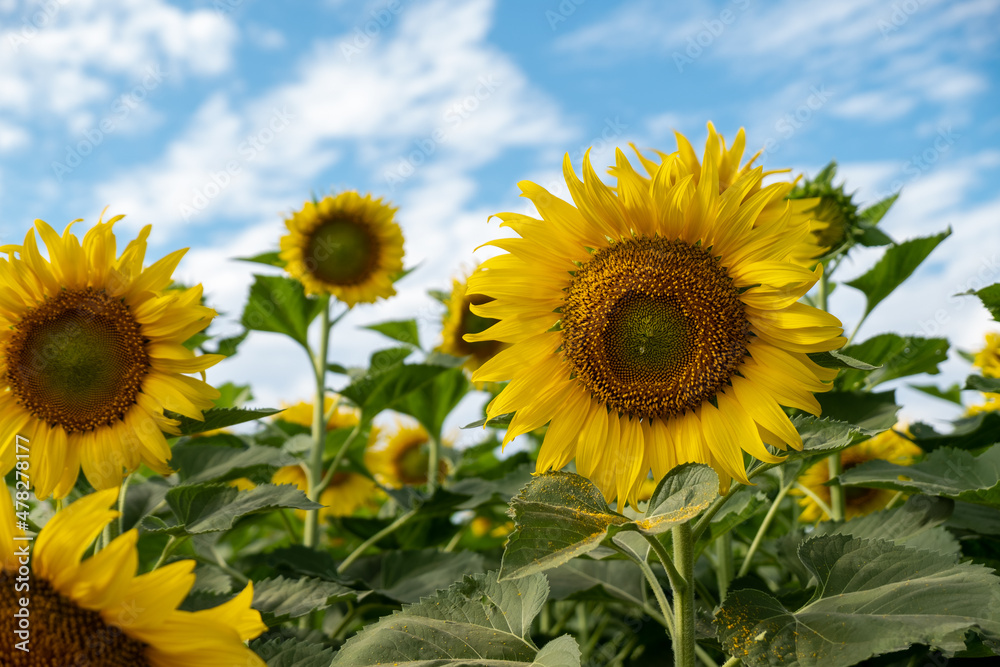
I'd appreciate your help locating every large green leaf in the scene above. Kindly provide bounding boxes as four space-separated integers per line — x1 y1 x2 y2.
500 466 716 581
235 250 285 268
250 636 334 667
240 274 322 348
909 412 1000 451
330 571 580 667
716 534 1000 667
169 440 298 484
845 230 950 317
966 374 1000 393
163 483 321 534
815 389 899 431
785 415 881 461
391 367 470 439
961 281 1000 322
339 363 451 424
252 575 361 624
341 549 486 603
806 349 878 371
837 334 948 390
169 407 282 436
546 559 646 605
839 445 1000 508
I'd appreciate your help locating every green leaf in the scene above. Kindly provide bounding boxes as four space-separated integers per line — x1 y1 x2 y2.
909 412 1000 451
637 463 718 534
546 559 646 605
235 250 285 268
165 483 321 534
858 193 899 226
787 415 882 460
966 374 1000 393
121 477 170 532
211 382 254 409
369 345 413 372
839 446 1000 508
250 636 335 667
696 488 768 557
837 334 948 390
330 571 580 667
910 382 963 405
816 389 899 431
845 230 951 317
716 534 1000 667
500 472 628 581
807 495 960 558
364 319 420 348
451 464 534 510
463 412 515 429
241 274 322 348
252 575 361 624
806 349 878 371
339 364 450 424
391 367 470 439
169 407 282 436
200 331 249 358
169 441 298 485
960 282 1000 322
341 549 486 603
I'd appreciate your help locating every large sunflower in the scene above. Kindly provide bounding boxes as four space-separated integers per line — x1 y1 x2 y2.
0 487 265 666
0 216 221 499
795 426 922 521
272 464 377 519
466 125 845 503
437 271 507 373
279 192 405 306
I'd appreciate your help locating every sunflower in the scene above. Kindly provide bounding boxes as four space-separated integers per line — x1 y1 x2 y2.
466 124 845 504
0 487 265 666
276 394 360 431
365 420 448 488
437 271 507 374
0 216 221 499
795 427 922 521
974 332 1000 378
272 464 377 519
967 394 1000 415
279 192 405 306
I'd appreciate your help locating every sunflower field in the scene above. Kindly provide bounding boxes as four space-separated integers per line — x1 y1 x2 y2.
4 125 1000 667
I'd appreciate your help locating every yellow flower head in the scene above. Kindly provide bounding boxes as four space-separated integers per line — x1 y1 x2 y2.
279 192 405 306
271 464 377 519
366 419 448 488
466 123 845 504
0 216 222 498
437 271 508 374
974 332 1000 379
275 394 360 431
0 487 266 666
796 426 922 522
966 393 1000 416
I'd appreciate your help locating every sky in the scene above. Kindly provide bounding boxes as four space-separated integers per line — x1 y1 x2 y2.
1 0 999 435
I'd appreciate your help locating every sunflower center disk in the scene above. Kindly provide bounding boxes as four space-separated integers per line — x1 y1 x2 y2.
306 217 379 285
562 237 750 419
396 441 430 484
4 287 149 433
0 572 151 666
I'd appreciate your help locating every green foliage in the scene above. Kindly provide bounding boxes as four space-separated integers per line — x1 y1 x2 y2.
168 407 283 435
961 281 1000 322
716 534 1000 667
159 483 321 535
252 575 362 624
364 318 421 348
330 571 581 666
846 230 951 317
241 274 323 348
837 333 948 390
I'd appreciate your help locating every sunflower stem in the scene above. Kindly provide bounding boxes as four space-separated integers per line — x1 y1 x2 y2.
279 508 300 543
793 481 835 520
614 544 675 638
644 533 685 596
721 657 742 667
737 481 793 578
319 423 363 492
117 474 130 537
304 296 332 550
672 521 696 667
426 433 441 496
826 451 846 522
337 508 417 575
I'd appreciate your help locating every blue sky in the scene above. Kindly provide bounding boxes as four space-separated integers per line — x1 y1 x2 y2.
2 0 998 431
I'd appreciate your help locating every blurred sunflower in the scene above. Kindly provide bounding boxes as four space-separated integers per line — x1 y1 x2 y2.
795 427 922 521
974 332 1000 378
466 124 844 503
0 487 265 666
272 464 377 519
276 394 360 431
280 192 404 306
0 216 221 499
366 420 448 488
469 516 515 539
437 271 507 374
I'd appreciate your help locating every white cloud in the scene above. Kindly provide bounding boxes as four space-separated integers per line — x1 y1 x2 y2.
832 92 917 121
